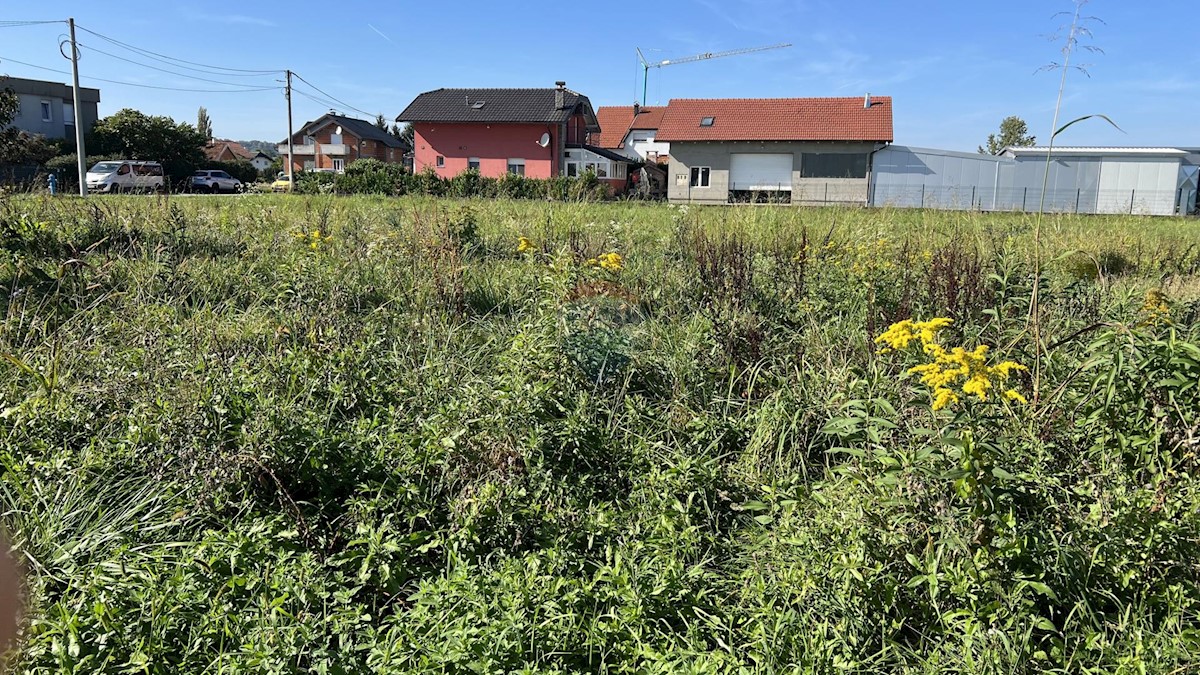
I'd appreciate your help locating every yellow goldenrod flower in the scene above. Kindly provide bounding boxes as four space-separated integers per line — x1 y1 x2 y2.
1003 389 1027 404
597 252 624 272
879 317 1027 410
517 236 535 253
1139 288 1171 325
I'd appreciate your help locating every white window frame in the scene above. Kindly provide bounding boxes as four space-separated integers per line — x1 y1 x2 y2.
40 100 52 122
595 162 609 178
303 160 315 171
468 157 480 171
507 158 525 175
332 158 345 173
566 162 578 177
436 155 445 168
690 166 711 188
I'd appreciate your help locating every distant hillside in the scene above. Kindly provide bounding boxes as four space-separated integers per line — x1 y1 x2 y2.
237 141 279 158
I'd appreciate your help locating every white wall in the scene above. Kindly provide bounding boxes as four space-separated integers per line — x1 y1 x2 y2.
621 130 670 161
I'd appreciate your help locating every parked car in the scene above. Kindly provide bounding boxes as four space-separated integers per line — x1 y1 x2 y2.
191 170 243 193
270 171 293 193
85 161 165 194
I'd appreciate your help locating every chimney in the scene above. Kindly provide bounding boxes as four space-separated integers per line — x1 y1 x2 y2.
864 93 872 109
555 81 566 110
633 102 641 116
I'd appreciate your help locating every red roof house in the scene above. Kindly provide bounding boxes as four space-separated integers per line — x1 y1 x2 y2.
595 105 669 162
657 95 893 204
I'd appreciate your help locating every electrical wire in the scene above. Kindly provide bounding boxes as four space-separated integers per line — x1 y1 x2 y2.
0 55 280 93
76 41 278 88
74 24 280 75
294 89 345 112
291 73 375 118
0 20 65 27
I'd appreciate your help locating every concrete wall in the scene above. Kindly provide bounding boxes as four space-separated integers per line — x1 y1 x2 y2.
667 141 875 204
2 76 99 139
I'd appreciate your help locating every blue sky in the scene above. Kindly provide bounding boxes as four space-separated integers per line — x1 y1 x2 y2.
1 1 1195 151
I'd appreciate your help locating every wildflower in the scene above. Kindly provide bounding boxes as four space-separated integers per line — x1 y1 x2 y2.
517 236 535 253
1139 288 1171 325
877 317 1027 410
597 252 624 272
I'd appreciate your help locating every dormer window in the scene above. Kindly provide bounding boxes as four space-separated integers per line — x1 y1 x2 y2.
700 117 715 127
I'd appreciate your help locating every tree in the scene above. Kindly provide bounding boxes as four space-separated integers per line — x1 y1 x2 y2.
90 108 207 184
391 122 414 148
374 114 388 131
197 106 213 143
979 116 1036 155
0 86 20 159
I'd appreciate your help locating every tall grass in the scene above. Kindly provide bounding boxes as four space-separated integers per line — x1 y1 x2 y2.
0 193 1197 673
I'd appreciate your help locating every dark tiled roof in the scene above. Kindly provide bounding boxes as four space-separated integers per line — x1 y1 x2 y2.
397 88 599 128
594 106 666 148
567 143 637 164
323 114 409 148
287 113 408 149
657 96 893 143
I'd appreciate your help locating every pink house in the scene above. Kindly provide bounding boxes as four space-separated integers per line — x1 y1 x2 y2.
398 82 627 183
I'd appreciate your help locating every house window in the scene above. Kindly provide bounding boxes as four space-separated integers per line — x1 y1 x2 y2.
507 159 525 175
566 162 578 177
690 166 711 188
436 156 445 168
332 158 345 172
303 160 315 171
40 100 52 122
595 162 609 178
63 103 74 125
303 135 315 145
800 153 868 179
700 116 714 127
468 157 480 171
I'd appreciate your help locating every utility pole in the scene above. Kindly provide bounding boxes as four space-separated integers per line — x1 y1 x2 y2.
285 69 295 189
68 18 87 197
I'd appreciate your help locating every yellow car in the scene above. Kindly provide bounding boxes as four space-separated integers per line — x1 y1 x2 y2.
270 172 293 192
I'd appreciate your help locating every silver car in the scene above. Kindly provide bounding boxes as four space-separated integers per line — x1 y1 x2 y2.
191 170 243 193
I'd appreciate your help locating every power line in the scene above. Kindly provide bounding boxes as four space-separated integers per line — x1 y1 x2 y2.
76 41 278 88
291 72 375 118
294 88 347 112
0 55 280 93
74 24 280 75
0 20 65 27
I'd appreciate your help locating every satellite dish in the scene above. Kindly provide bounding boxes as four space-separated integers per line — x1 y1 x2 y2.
335 126 342 135
537 132 551 148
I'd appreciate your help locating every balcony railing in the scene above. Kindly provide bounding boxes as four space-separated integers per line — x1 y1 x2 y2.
279 144 314 155
276 143 348 156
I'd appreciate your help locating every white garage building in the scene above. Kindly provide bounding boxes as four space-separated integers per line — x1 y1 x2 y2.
870 145 1199 216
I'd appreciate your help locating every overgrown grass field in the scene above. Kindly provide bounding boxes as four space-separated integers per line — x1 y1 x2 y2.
1 194 1198 673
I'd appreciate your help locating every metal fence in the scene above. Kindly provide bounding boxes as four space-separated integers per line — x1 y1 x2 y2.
869 185 1197 216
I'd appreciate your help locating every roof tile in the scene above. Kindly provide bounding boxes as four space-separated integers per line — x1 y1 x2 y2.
398 88 598 127
595 106 667 148
656 96 892 142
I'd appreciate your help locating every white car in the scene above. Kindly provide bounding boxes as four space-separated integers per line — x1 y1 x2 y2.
86 161 165 194
191 170 243 193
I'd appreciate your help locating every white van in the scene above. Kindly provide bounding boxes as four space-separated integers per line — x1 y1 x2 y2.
86 161 165 194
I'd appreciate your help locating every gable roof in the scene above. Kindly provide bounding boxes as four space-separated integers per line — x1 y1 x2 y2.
297 113 409 149
397 87 599 128
205 140 254 162
656 96 892 143
594 106 667 149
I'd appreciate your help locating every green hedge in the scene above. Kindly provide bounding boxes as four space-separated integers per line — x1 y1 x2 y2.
294 161 611 201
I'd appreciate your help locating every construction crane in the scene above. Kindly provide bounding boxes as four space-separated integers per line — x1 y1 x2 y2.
636 43 792 105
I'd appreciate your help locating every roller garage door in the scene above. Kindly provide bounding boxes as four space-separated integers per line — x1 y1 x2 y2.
729 153 793 191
